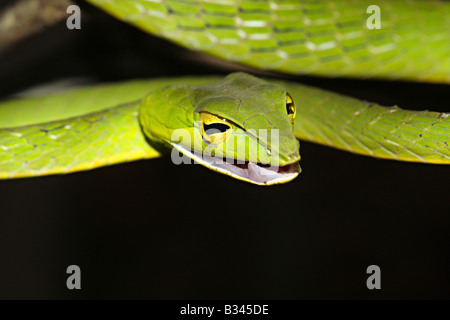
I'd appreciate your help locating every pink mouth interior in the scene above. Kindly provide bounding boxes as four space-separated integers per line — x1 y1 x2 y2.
172 143 300 185
209 158 300 184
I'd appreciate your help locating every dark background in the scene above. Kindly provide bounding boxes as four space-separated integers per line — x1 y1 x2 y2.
0 1 449 299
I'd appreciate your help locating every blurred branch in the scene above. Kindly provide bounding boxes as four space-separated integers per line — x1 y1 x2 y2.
0 0 73 54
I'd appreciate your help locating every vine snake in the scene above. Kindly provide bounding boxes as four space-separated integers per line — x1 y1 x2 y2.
0 0 449 185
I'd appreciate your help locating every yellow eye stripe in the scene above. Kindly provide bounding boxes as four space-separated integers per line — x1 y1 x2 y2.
286 92 296 124
200 112 232 145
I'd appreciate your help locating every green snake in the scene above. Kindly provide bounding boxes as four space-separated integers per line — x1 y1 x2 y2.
0 0 449 185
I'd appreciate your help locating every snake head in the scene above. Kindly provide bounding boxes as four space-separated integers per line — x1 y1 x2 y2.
140 72 301 185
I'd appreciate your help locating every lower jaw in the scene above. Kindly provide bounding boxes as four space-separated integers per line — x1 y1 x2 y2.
210 160 301 185
170 143 300 185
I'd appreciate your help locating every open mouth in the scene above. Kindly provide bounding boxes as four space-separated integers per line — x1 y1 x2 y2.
170 143 300 185
210 159 300 185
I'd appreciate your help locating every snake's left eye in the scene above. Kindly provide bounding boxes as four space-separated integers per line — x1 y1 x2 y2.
286 92 296 124
200 112 232 145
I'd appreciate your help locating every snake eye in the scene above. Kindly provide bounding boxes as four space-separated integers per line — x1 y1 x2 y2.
286 92 296 124
200 112 232 144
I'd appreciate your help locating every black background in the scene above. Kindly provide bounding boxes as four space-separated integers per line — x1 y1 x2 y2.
0 1 449 299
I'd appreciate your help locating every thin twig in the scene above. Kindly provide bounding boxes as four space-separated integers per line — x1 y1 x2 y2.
0 0 73 54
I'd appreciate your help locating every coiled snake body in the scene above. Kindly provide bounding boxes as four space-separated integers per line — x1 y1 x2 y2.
0 0 449 185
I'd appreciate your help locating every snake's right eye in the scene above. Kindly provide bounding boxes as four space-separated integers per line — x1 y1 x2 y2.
200 112 232 145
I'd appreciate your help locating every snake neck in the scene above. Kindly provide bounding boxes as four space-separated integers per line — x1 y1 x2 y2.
139 84 195 151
